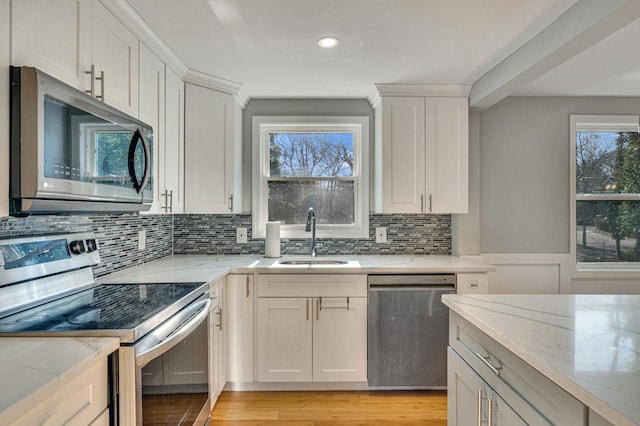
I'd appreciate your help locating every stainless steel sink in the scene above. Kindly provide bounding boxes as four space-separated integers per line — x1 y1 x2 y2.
277 257 350 265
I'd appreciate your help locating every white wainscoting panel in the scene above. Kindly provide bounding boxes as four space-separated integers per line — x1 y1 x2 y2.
481 253 572 294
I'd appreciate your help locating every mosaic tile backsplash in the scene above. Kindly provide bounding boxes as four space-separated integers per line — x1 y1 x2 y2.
0 212 451 277
173 214 451 256
0 214 173 277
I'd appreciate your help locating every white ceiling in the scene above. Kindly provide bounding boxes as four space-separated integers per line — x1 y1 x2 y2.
125 0 640 105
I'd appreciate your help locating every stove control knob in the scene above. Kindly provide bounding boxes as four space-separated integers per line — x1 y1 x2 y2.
85 238 98 252
69 240 86 255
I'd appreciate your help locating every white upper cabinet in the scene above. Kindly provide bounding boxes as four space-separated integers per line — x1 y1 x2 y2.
139 44 185 215
11 0 89 89
89 1 139 117
184 83 237 213
426 97 469 213
380 97 426 213
163 67 185 214
11 0 139 117
138 43 165 214
376 95 469 214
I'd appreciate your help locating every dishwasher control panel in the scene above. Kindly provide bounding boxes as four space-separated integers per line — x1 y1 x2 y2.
367 274 456 286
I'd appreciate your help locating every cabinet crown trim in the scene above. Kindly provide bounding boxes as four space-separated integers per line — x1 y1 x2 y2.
184 69 249 108
373 83 471 98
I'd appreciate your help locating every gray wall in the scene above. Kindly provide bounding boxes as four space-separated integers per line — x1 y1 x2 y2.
241 98 375 212
478 96 640 254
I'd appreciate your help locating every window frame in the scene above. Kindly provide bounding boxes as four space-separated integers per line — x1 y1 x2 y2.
570 114 640 277
252 116 369 239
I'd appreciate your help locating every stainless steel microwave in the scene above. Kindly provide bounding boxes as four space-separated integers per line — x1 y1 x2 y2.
9 66 153 215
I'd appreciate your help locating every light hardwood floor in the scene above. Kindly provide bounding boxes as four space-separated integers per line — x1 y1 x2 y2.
210 391 447 425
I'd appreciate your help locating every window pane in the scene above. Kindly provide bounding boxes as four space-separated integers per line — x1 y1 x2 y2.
269 133 353 177
577 200 640 262
576 131 640 194
268 180 354 225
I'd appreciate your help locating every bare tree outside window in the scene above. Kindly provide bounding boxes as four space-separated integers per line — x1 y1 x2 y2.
268 132 355 225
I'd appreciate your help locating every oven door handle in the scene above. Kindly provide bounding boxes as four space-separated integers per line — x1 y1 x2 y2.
135 298 211 368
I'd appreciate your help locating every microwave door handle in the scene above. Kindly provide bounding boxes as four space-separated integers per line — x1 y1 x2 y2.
127 129 150 194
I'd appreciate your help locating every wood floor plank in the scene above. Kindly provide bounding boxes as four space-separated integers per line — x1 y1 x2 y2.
210 391 447 425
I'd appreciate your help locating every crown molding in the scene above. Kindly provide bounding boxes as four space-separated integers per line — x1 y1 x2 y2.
184 69 250 108
374 83 471 98
100 0 188 77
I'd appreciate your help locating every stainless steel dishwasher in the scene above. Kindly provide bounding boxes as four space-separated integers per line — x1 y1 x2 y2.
367 274 455 388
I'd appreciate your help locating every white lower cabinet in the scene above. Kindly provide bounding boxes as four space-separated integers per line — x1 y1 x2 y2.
209 278 227 409
448 348 531 425
256 274 367 383
226 275 255 383
12 357 110 426
312 297 367 382
448 312 586 425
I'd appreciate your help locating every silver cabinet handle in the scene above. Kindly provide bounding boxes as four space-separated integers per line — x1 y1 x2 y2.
162 189 169 212
219 307 223 332
96 70 104 101
168 190 173 213
246 276 250 297
487 397 492 426
428 194 433 212
420 194 424 212
85 64 95 97
477 389 483 426
228 193 234 211
477 389 492 425
475 352 502 376
306 299 309 321
316 298 320 321
215 310 221 329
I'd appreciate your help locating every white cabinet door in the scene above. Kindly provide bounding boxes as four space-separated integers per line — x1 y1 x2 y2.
380 96 426 213
90 2 138 117
1 0 10 217
313 297 367 382
257 297 312 382
448 348 528 426
138 43 165 214
377 96 469 214
217 277 227 393
209 296 220 409
184 84 235 213
164 67 185 213
11 0 90 89
12 357 110 426
226 275 254 383
426 97 469 213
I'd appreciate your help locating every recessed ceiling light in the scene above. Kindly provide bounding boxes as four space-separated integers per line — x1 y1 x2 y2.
317 36 340 49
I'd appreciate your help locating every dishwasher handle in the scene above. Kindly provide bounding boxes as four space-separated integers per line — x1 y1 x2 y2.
368 284 455 291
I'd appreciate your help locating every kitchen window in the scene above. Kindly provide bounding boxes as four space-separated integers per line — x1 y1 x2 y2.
571 115 640 274
252 116 369 238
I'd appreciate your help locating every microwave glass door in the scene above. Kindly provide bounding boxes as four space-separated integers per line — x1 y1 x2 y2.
43 95 152 195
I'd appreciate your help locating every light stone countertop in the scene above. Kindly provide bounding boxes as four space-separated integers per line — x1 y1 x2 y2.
442 294 640 426
98 254 494 284
0 337 120 424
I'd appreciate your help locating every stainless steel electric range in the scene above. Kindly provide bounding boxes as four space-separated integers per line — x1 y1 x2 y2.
0 233 212 425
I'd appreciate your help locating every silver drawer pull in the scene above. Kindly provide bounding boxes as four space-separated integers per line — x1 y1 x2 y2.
475 352 502 376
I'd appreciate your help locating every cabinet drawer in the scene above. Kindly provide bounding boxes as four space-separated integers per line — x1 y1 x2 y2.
13 357 109 426
257 274 367 297
450 313 586 425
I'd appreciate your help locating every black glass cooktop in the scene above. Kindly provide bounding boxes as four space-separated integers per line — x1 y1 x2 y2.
0 282 206 333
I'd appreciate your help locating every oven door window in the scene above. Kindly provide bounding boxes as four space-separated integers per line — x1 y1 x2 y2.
141 320 209 424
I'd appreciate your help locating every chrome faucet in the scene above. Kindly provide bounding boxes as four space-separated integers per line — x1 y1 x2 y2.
305 207 317 257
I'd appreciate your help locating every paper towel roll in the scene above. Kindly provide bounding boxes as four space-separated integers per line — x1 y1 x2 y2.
265 221 281 258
